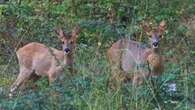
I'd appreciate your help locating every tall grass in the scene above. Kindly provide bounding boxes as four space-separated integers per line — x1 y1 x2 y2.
0 44 194 110
0 0 195 109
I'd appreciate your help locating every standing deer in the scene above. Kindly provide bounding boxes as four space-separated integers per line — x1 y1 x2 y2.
107 21 166 86
9 26 80 96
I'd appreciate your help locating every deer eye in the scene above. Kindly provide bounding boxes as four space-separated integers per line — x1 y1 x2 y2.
62 40 67 44
159 35 162 38
70 40 74 44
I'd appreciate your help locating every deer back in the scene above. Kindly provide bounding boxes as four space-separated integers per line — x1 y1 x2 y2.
108 39 151 73
16 42 64 76
121 39 151 73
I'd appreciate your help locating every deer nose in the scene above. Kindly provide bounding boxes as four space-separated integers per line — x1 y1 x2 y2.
64 48 70 53
152 42 158 47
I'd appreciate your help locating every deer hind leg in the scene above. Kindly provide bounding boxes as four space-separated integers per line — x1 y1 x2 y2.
132 72 150 86
107 49 125 89
9 67 33 96
108 64 125 90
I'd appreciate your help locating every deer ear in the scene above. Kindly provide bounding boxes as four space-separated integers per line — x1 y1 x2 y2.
71 26 81 39
158 20 166 35
55 28 66 41
142 22 152 36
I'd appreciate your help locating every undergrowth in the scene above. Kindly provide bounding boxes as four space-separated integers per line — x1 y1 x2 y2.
0 46 194 110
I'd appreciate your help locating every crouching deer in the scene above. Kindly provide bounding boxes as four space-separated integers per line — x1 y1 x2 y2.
9 26 80 96
107 21 166 86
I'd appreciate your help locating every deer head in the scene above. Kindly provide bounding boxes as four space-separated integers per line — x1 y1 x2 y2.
55 26 81 55
143 21 166 49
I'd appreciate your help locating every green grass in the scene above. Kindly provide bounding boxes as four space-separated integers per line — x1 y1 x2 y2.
0 0 195 109
0 46 194 110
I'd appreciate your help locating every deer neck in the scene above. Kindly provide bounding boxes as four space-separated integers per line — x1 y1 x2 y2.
48 47 73 67
64 53 73 66
148 47 163 76
151 48 160 54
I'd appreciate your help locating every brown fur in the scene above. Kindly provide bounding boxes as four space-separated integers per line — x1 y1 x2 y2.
9 27 80 96
107 21 166 86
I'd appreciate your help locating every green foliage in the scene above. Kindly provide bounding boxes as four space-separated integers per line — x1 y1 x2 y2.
0 0 195 110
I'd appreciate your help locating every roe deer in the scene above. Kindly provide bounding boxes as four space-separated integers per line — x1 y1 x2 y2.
107 21 166 86
9 26 80 96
